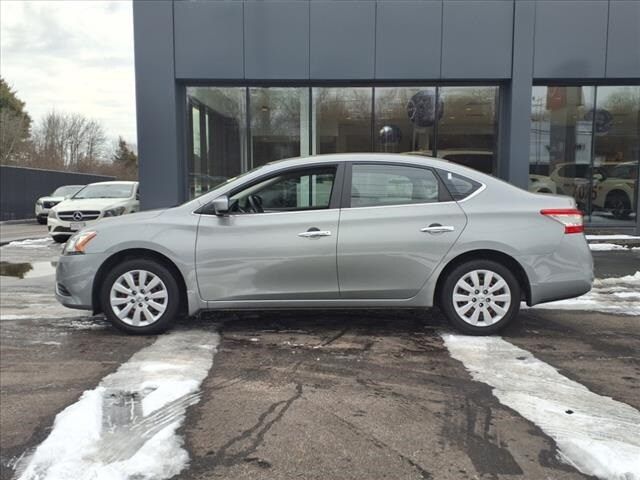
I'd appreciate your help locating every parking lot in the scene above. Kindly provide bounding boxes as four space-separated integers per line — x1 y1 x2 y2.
1 235 639 480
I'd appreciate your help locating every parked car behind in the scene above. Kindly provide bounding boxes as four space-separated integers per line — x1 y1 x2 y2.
55 154 593 336
34 185 84 224
48 181 139 243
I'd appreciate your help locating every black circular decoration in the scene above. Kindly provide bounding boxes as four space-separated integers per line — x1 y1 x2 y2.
379 125 402 144
407 91 443 128
584 108 613 134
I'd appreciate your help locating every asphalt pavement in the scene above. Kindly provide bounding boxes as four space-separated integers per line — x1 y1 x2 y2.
0 238 638 480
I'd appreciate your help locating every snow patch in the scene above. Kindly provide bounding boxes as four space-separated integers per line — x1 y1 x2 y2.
586 234 640 241
6 238 53 248
441 334 640 480
15 330 219 480
589 242 627 251
531 272 640 316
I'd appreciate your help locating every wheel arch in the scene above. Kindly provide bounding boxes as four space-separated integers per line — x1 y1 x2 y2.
434 249 531 307
92 248 188 316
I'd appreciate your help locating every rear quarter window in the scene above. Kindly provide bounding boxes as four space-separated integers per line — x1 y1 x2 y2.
436 169 483 201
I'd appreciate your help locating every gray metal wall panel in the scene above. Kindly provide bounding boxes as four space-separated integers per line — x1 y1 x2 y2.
375 1 442 79
441 0 513 79
499 0 535 189
310 1 376 79
0 166 114 221
245 1 310 80
174 1 244 79
133 1 182 209
606 0 640 78
533 0 608 79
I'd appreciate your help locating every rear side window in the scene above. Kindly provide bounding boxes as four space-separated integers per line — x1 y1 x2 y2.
350 164 442 208
436 169 483 201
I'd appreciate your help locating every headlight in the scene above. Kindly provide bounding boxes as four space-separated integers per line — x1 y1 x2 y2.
103 206 126 217
48 210 57 219
64 231 97 255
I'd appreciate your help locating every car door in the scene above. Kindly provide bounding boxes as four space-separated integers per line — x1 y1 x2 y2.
196 164 342 301
337 162 467 299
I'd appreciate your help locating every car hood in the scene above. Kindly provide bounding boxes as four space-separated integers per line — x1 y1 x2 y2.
53 198 131 212
92 208 166 228
38 196 65 203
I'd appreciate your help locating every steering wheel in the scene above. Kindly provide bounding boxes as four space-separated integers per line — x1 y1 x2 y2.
247 194 264 213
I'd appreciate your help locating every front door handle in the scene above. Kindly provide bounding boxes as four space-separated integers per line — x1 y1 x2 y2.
298 229 332 238
421 224 455 234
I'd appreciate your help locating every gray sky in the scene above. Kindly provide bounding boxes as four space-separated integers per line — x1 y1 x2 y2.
0 0 136 144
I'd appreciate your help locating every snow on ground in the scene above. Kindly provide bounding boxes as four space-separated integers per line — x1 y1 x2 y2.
442 334 640 480
530 272 640 316
588 242 628 251
6 238 55 248
585 234 640 241
15 330 220 480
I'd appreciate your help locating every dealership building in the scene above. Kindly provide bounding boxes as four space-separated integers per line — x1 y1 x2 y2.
133 0 640 233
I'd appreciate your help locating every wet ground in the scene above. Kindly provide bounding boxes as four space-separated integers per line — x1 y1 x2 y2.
1 239 638 479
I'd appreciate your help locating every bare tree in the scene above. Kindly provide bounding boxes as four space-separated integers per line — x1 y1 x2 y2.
30 111 107 171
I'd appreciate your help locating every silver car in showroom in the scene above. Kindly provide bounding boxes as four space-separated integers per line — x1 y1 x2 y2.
55 154 593 335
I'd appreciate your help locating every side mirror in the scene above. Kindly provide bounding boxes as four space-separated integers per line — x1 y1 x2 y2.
212 196 230 216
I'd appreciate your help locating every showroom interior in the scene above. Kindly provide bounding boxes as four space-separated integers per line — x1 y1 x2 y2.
133 0 640 232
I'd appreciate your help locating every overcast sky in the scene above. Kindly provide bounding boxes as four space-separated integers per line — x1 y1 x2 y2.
0 0 136 144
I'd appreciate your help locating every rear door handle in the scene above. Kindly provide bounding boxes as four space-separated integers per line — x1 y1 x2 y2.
298 230 332 238
420 225 455 234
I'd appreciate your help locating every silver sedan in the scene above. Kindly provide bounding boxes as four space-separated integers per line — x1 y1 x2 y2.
55 154 593 335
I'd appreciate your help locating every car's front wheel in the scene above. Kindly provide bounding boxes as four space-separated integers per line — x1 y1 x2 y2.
52 235 69 243
440 260 521 335
101 258 180 334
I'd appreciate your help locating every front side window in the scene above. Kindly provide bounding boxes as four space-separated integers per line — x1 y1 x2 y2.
350 164 441 208
230 167 336 214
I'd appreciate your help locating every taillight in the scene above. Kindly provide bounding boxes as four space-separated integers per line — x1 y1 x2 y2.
540 209 584 234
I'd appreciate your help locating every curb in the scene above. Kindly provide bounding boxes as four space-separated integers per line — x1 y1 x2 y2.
0 218 38 225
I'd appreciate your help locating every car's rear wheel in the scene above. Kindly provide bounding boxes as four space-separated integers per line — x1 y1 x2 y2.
101 258 179 335
605 192 631 219
440 260 520 335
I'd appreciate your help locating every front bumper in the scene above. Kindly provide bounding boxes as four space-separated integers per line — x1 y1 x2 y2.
55 252 108 311
48 216 100 238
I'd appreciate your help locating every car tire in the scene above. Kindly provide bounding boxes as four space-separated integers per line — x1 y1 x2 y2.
440 259 521 335
606 192 631 219
52 235 69 243
101 258 180 335
37 217 47 225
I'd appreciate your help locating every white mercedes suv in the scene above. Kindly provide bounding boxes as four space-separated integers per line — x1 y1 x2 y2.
48 181 139 243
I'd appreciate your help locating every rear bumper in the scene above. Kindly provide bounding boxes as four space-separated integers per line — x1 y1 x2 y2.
521 234 594 306
55 253 107 311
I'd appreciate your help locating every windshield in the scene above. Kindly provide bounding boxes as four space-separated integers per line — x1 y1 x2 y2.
189 164 267 202
73 184 134 199
52 185 83 197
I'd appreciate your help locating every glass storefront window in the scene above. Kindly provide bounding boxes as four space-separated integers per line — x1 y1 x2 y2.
249 87 309 168
529 86 596 213
437 86 499 175
528 85 640 228
374 87 436 155
186 87 247 198
312 87 372 154
591 86 639 226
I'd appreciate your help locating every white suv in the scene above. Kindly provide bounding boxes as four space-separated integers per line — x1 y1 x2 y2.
35 185 85 224
48 181 139 243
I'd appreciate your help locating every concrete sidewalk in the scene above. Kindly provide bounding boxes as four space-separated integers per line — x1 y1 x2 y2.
0 222 48 246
